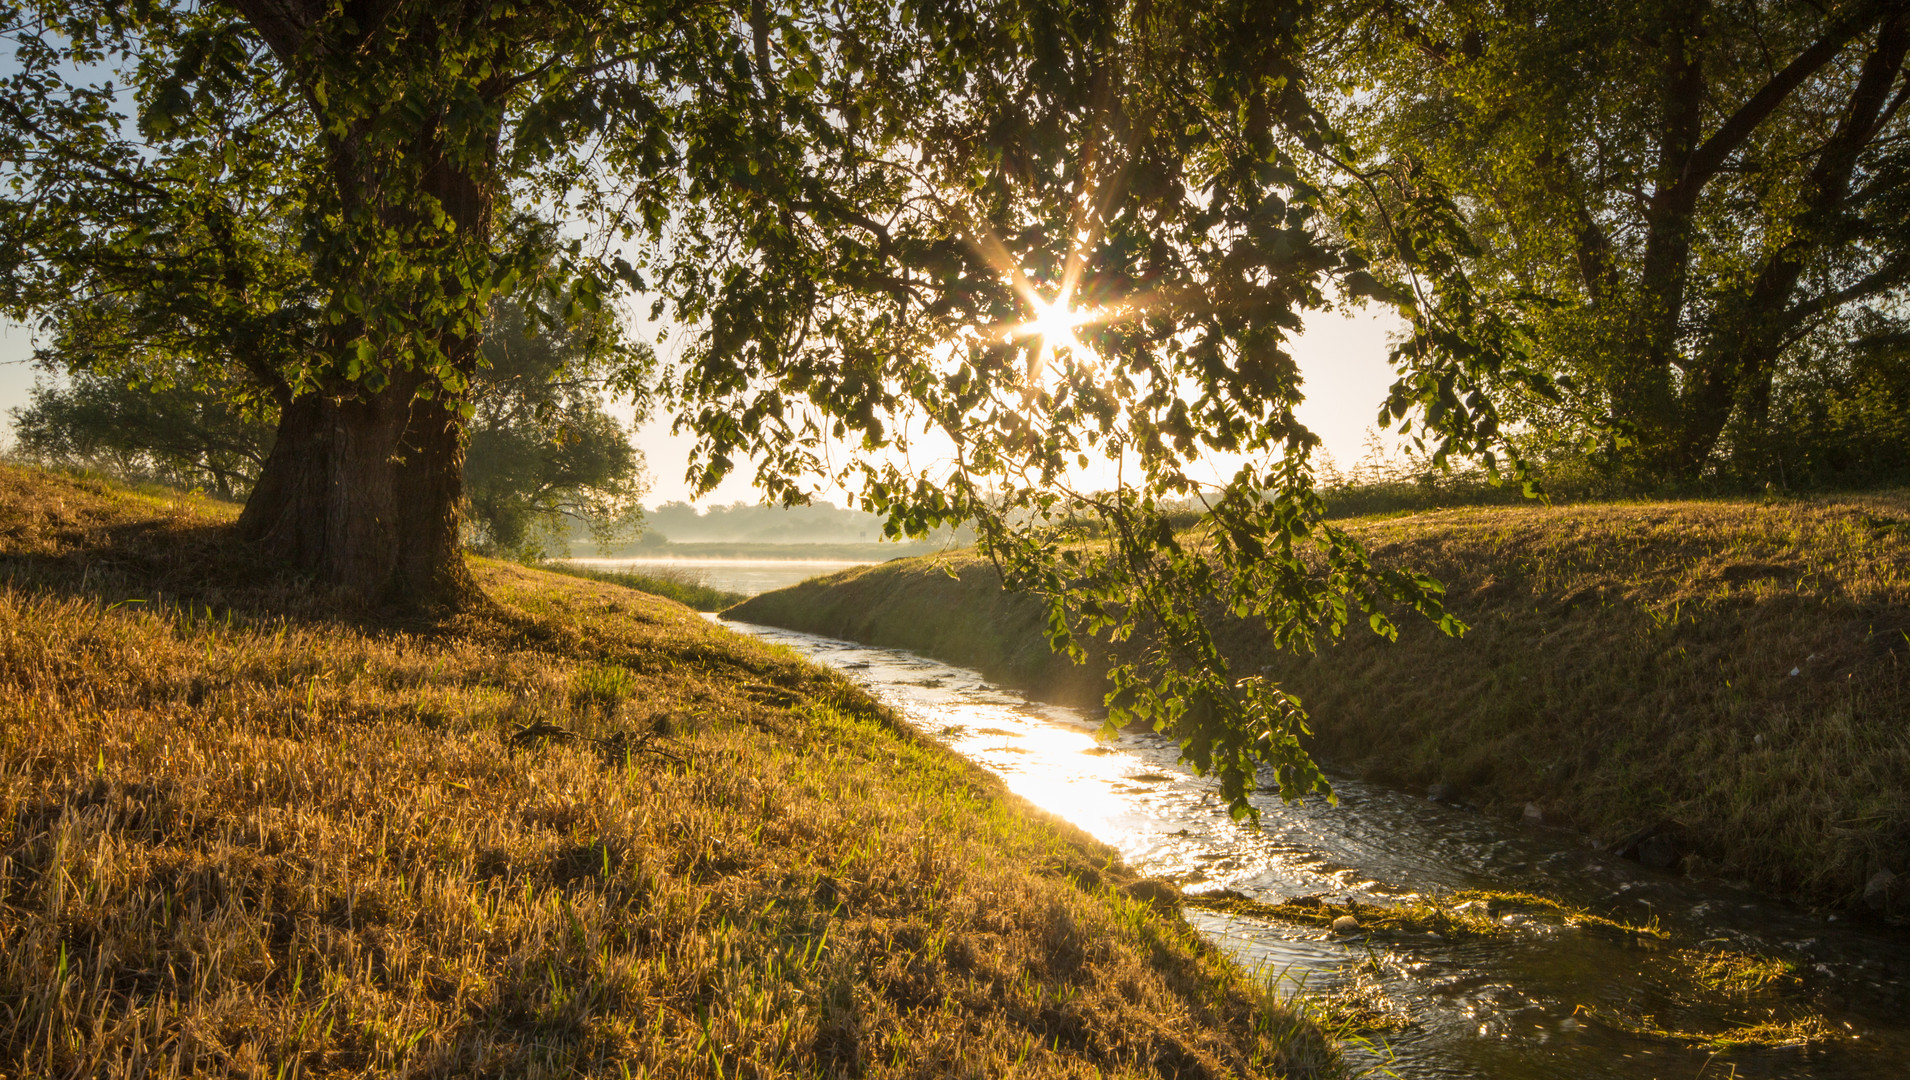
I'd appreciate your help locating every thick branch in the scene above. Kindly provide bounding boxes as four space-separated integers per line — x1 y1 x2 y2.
1662 0 1896 217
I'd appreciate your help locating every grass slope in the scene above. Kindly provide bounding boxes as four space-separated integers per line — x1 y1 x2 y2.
0 464 1328 1079
730 496 1910 910
728 556 1106 707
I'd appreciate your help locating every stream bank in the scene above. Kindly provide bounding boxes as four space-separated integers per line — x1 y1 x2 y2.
727 495 1910 915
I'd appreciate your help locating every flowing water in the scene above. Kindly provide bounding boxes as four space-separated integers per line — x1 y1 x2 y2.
718 617 1910 1080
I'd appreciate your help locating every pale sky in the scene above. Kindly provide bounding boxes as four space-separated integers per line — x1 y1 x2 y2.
0 322 34 451
0 305 1404 503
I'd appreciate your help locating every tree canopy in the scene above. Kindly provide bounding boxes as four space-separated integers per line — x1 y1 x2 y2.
1320 0 1910 483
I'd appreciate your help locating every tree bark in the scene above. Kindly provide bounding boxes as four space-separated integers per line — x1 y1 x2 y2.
1614 0 1708 471
237 368 478 609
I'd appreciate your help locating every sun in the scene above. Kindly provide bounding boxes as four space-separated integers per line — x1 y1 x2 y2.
1024 293 1094 363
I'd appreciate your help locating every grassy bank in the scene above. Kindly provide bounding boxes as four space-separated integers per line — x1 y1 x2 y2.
0 464 1330 1078
729 496 1910 911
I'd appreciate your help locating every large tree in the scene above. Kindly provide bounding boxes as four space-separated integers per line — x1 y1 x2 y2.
1 0 1524 815
1320 0 1910 480
0 1 664 606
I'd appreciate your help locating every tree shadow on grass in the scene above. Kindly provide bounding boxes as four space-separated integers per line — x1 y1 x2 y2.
0 464 563 649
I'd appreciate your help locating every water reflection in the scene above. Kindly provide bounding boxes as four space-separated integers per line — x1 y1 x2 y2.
721 617 1910 1080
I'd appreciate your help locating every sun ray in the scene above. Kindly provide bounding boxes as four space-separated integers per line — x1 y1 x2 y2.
964 161 1137 384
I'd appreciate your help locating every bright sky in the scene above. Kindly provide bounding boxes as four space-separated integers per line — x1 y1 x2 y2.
0 322 34 452
0 305 1404 503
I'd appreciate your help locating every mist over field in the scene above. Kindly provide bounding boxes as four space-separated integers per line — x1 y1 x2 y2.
621 500 971 548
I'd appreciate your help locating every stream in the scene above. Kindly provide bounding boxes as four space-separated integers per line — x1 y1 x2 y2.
717 616 1910 1079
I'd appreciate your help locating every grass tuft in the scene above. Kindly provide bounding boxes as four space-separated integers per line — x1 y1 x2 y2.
1182 888 1662 941
1682 948 1799 997
571 660 639 713
1576 1006 1838 1051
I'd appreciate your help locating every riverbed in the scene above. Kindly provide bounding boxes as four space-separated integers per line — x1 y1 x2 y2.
718 616 1910 1079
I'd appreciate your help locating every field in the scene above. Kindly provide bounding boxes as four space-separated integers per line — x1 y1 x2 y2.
731 495 1910 909
0 464 1329 1078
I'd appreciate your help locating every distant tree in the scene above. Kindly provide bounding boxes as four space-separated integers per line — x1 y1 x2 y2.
9 302 646 558
1319 0 1910 482
461 302 646 562
10 366 270 499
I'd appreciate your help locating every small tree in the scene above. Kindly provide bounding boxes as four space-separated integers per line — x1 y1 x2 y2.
462 302 646 561
10 366 271 499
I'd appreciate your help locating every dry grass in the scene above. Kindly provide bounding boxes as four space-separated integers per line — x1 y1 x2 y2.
0 465 1330 1079
1284 497 1910 906
733 494 1910 909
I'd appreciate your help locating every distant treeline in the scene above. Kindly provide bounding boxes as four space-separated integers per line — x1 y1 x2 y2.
624 500 970 547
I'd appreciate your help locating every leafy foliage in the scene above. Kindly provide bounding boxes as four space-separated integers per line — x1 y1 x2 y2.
0 0 1529 816
1317 0 1910 483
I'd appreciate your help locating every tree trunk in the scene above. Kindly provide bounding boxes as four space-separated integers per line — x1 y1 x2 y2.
226 0 502 611
238 366 478 609
1671 10 1910 476
1615 0 1708 476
